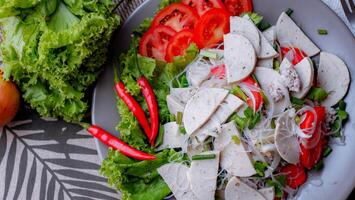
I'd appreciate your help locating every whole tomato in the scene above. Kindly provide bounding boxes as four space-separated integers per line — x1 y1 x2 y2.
0 69 20 126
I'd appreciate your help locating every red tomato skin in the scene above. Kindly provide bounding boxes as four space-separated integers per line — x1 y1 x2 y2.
243 76 263 112
193 8 231 48
182 0 225 16
280 164 307 189
281 47 307 65
165 30 195 62
299 106 326 169
0 71 20 126
139 25 176 61
223 0 253 16
152 3 199 32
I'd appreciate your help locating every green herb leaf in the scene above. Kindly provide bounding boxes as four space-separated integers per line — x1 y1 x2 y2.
253 161 268 177
266 175 286 198
291 97 305 106
306 87 329 101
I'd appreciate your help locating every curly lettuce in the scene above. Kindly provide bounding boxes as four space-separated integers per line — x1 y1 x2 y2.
0 0 120 121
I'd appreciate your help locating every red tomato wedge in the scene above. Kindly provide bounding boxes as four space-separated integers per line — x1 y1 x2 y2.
152 3 199 32
299 106 326 149
139 25 176 61
281 47 307 65
223 0 253 16
242 76 263 112
182 0 225 16
166 30 195 62
194 8 231 48
280 164 307 189
299 106 326 169
210 64 226 79
300 137 327 170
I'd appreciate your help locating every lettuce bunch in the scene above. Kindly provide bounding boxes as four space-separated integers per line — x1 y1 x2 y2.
0 0 120 121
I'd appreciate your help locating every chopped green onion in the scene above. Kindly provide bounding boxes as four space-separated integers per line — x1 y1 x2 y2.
176 112 183 125
318 29 328 35
154 124 165 148
192 154 216 161
258 21 271 31
230 86 248 102
323 146 333 157
244 107 254 118
243 12 263 25
249 111 261 129
179 126 186 135
231 135 241 145
261 91 269 105
273 60 281 71
313 160 324 171
295 115 301 124
266 175 286 198
200 50 219 59
232 115 247 130
271 119 276 129
285 8 293 16
306 87 328 101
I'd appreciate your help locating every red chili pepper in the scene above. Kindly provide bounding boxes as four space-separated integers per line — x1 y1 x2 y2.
85 124 156 160
242 76 263 112
115 82 152 139
281 47 307 65
137 76 159 146
280 164 307 189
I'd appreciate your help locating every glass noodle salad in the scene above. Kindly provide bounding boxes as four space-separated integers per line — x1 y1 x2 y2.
99 0 351 200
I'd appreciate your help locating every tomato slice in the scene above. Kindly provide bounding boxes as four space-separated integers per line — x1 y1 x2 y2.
300 137 326 170
299 106 326 169
182 0 225 16
281 47 307 65
139 25 176 61
242 76 263 112
165 30 195 62
280 164 307 189
223 0 253 16
194 8 231 48
152 3 199 32
210 64 226 79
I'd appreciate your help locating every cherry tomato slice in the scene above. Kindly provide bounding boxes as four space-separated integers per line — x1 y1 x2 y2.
152 3 199 32
165 30 195 62
281 47 307 65
300 137 326 170
299 106 326 169
182 0 225 16
223 0 253 16
280 164 307 189
210 64 226 79
139 25 176 61
242 76 263 112
194 8 231 48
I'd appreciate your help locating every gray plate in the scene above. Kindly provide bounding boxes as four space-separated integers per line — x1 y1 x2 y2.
92 0 355 199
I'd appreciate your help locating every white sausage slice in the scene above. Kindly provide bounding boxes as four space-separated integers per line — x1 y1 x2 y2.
318 52 350 107
291 57 315 98
225 177 266 200
224 33 256 83
183 88 229 135
254 67 291 116
230 16 261 54
276 12 320 57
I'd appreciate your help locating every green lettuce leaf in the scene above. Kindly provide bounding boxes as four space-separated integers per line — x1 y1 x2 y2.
100 148 188 200
0 0 120 122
